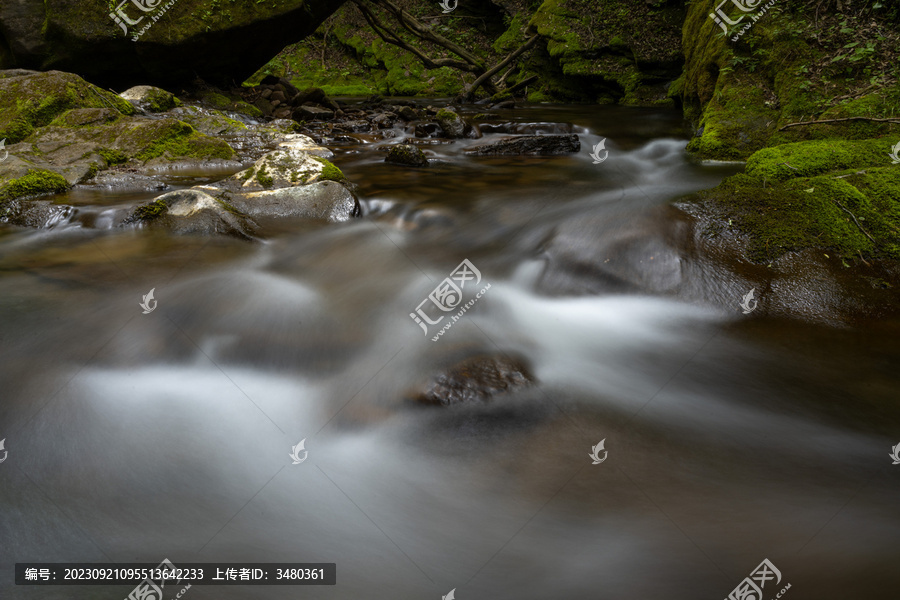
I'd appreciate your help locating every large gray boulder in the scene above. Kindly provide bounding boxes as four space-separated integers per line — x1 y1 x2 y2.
0 0 347 88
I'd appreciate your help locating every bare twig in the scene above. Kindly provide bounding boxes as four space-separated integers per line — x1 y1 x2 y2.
779 116 900 130
830 198 878 246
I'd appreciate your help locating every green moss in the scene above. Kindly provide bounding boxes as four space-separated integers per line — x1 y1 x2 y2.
746 138 895 182
255 165 274 188
98 148 128 165
311 156 346 181
130 198 168 221
0 71 135 144
698 161 900 263
132 120 234 162
0 169 69 204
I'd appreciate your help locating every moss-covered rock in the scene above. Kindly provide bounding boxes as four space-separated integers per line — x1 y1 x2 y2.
385 144 429 167
120 86 182 113
0 70 135 144
125 189 257 240
0 168 69 205
694 140 900 263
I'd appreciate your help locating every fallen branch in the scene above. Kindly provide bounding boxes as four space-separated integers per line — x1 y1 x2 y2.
352 1 477 72
461 35 539 101
779 116 900 131
830 198 878 246
502 74 538 96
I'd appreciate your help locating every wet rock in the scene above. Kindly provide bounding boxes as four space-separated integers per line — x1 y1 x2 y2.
465 134 580 156
220 148 345 192
293 105 335 121
414 122 441 138
1 199 73 228
89 171 169 192
385 144 428 167
412 354 536 406
335 120 372 133
119 86 182 113
124 189 256 240
435 108 466 138
491 100 516 109
371 112 398 129
291 87 339 111
218 181 360 223
276 134 334 159
395 106 418 121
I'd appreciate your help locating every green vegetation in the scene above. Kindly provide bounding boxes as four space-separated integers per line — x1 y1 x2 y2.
0 71 135 143
311 156 346 181
0 169 70 204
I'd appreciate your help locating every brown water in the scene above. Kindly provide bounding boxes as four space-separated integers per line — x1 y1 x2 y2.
1 103 899 600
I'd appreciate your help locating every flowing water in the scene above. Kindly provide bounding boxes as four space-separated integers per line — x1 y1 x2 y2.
1 103 899 599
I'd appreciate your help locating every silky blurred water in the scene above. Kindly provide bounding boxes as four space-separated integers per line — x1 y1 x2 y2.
1 104 899 600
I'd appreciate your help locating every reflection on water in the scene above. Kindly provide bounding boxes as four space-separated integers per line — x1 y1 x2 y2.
1 104 899 599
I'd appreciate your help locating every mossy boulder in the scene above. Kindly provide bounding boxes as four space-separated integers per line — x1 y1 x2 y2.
0 168 69 206
385 144 429 167
692 138 900 264
226 148 345 192
120 86 182 113
0 70 135 144
0 0 347 88
435 108 467 139
125 189 257 240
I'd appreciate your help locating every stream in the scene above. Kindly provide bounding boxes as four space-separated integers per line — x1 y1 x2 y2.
1 103 899 600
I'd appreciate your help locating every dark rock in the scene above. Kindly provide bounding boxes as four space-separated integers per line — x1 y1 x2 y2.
0 1 342 89
259 75 280 86
335 120 371 133
270 91 287 103
291 87 339 111
412 354 536 406
385 144 428 167
274 107 292 119
260 88 273 99
414 122 441 138
435 108 466 138
293 105 334 121
278 78 300 99
255 97 274 115
465 134 580 156
371 112 398 129
396 106 418 121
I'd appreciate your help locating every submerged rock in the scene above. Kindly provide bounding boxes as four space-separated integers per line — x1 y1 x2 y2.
412 354 536 406
465 134 580 156
385 144 428 167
